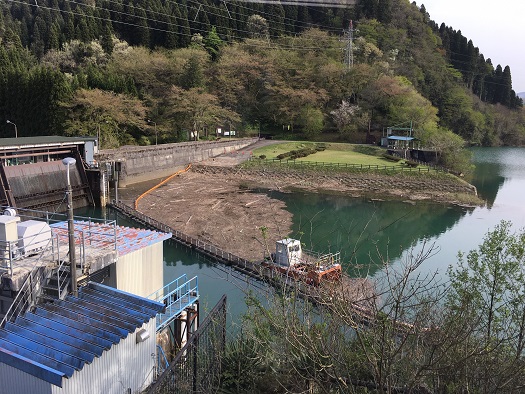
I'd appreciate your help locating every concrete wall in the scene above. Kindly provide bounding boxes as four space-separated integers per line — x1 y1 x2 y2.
96 138 258 187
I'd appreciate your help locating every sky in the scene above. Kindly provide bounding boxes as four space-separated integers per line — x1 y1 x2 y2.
419 0 525 94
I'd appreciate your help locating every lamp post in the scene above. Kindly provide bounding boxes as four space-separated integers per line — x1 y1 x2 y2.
147 119 157 145
62 157 77 297
6 120 17 138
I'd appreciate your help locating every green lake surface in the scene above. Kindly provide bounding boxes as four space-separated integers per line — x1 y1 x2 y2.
78 147 525 329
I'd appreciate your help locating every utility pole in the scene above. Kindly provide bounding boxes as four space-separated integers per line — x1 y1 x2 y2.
343 20 357 70
63 157 77 297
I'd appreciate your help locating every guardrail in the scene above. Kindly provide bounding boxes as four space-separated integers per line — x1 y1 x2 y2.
148 274 200 332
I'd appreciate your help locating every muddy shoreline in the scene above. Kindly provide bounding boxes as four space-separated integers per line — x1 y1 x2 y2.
118 164 482 262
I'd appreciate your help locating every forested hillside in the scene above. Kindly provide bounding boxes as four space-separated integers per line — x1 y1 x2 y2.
0 0 523 155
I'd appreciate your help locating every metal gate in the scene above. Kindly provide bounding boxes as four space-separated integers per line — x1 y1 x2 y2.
147 295 227 394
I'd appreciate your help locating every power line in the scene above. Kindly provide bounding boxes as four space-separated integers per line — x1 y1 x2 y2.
6 0 520 95
13 0 353 52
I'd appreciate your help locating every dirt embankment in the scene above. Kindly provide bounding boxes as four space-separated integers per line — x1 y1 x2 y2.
121 164 481 262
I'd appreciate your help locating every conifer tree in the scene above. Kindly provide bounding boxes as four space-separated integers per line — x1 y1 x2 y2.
203 26 222 61
100 19 114 54
178 4 191 47
132 6 150 47
164 14 179 49
492 64 504 104
500 65 513 107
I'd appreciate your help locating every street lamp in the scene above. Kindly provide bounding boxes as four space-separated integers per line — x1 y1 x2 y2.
147 119 157 145
6 120 17 138
62 157 77 297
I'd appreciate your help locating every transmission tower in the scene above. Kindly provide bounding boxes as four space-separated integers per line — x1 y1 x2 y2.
343 20 357 70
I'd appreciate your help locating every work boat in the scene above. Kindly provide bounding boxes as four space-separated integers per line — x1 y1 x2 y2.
263 238 342 286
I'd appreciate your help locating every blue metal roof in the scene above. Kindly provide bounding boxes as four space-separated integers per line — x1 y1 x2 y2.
0 282 165 388
388 136 416 141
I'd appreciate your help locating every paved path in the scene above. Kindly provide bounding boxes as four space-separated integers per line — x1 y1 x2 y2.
200 139 282 166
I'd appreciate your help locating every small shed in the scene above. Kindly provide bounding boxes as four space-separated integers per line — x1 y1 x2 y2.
0 282 165 394
381 135 419 150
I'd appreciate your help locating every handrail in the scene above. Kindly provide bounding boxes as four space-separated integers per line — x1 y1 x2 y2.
155 276 199 332
0 234 58 328
148 274 188 301
156 345 170 373
1 205 116 227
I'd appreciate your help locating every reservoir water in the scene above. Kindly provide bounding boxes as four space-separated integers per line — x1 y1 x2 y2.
78 147 525 327
274 147 525 278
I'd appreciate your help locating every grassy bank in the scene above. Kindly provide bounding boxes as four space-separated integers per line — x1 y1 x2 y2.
245 141 482 206
252 142 392 165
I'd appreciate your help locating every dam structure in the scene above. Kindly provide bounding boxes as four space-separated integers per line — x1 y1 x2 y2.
0 136 259 210
0 136 98 211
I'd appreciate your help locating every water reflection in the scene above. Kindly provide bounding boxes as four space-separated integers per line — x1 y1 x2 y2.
270 191 470 276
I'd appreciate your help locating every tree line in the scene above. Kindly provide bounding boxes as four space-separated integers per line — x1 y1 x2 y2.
0 0 523 153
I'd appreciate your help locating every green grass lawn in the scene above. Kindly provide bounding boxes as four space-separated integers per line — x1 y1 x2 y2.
253 141 406 167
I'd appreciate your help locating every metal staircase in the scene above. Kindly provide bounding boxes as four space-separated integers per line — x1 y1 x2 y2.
39 262 71 302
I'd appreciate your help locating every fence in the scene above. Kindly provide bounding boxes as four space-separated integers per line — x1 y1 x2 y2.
147 295 227 394
111 202 260 277
247 157 447 173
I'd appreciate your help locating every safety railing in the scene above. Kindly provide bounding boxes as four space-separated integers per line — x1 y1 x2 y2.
149 275 199 332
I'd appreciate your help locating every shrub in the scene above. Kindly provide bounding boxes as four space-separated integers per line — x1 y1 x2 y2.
259 155 266 160
382 153 402 162
405 160 418 167
354 145 382 156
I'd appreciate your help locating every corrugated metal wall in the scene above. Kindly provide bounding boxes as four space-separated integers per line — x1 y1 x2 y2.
0 363 52 394
115 243 164 298
0 319 157 394
55 319 157 394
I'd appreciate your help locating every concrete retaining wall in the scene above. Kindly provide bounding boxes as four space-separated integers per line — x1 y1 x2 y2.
96 138 258 186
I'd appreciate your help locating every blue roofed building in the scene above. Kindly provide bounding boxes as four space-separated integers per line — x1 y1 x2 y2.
0 208 200 393
0 282 164 394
